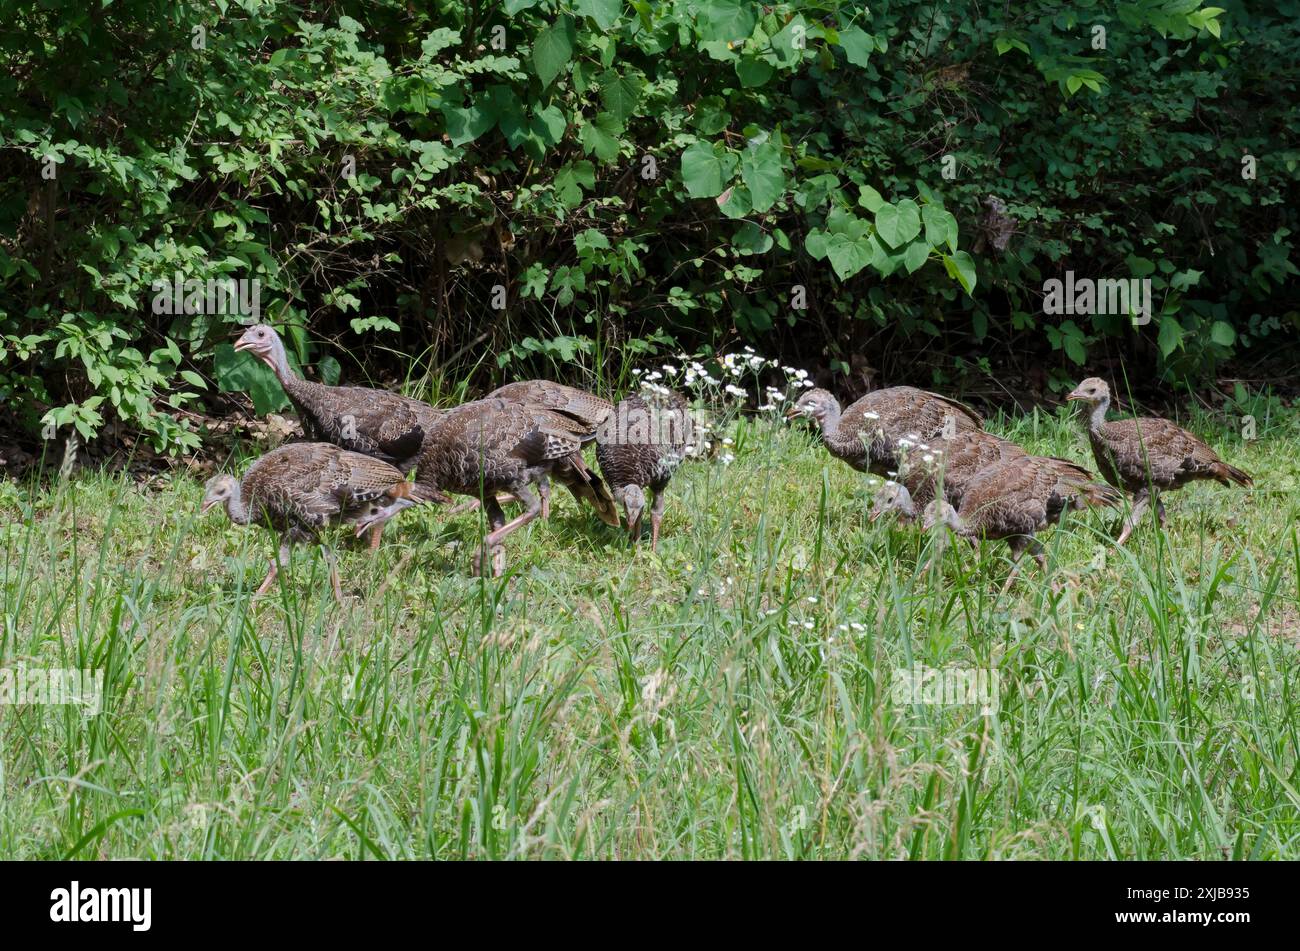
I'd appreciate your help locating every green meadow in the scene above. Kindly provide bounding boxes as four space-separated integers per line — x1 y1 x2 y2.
2 399 1297 859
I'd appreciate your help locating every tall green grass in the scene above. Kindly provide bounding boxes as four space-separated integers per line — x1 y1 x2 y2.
1 403 1297 859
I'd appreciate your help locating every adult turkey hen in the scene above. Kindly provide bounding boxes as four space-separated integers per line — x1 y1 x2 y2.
201 443 412 601
788 386 982 475
353 397 605 577
234 324 442 470
595 389 694 549
1066 377 1252 545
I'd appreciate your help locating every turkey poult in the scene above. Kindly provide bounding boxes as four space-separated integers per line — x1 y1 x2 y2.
472 380 619 526
788 386 983 475
200 443 413 601
1066 377 1253 545
354 397 605 577
595 390 694 549
918 455 1121 588
868 429 1027 523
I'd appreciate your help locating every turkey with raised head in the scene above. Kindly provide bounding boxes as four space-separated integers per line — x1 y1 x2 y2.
234 323 442 470
1066 377 1252 545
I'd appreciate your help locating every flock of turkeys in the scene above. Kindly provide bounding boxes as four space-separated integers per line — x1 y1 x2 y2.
202 324 1253 597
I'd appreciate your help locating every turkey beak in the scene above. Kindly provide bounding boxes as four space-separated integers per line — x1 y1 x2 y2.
626 509 643 538
867 506 882 524
783 406 802 421
1065 389 1086 402
200 498 218 514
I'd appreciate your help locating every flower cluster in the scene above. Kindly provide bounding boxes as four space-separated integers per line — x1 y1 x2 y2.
631 346 815 414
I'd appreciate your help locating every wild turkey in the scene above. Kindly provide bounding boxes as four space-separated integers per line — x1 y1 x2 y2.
788 386 983 475
353 397 604 576
595 389 694 549
868 429 1026 523
234 323 443 469
467 379 620 526
873 437 1119 524
1066 377 1253 545
200 443 412 601
919 454 1120 588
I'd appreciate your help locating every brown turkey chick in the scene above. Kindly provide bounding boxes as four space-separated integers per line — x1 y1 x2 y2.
921 454 1121 589
479 379 619 525
201 442 412 601
353 397 603 576
1067 377 1252 545
595 389 694 549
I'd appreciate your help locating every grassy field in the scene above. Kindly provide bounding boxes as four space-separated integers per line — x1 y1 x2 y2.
2 398 1298 860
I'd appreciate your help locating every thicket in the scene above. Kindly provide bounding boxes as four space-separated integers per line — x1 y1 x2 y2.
1 0 1296 453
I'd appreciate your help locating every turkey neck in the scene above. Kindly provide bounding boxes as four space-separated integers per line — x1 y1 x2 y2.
224 485 251 525
1086 395 1110 433
816 400 857 454
261 333 325 411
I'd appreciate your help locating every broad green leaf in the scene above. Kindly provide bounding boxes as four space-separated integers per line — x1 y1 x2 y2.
1126 255 1156 277
1211 320 1235 347
554 160 595 208
826 233 872 280
532 104 567 144
1158 316 1184 356
580 113 622 162
837 26 873 66
732 221 773 255
575 0 622 31
599 70 643 124
858 185 885 213
942 251 978 295
922 204 958 250
902 240 930 274
533 17 577 88
805 229 828 261
439 101 493 146
717 183 751 218
318 355 341 387
681 141 733 199
770 15 810 66
735 55 774 87
875 199 920 247
740 140 785 212
697 0 757 43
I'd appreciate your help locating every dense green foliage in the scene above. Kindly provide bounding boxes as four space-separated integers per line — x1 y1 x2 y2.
2 0 1297 452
